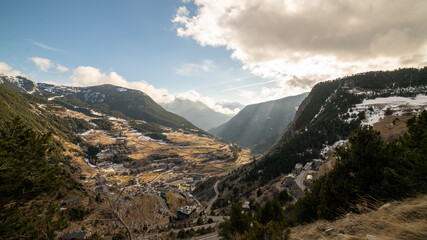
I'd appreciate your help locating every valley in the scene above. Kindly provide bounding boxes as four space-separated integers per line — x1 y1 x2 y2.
59 107 255 213
1 67 426 240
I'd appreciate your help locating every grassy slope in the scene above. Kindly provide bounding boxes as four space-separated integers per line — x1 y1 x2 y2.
291 194 427 240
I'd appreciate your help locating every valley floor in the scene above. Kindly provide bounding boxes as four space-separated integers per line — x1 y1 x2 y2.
291 194 427 240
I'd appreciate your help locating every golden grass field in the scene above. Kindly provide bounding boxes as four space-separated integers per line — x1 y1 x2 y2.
291 195 427 240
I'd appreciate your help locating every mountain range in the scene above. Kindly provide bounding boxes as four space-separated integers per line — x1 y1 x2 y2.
163 99 235 130
209 93 308 153
219 67 427 198
0 74 198 132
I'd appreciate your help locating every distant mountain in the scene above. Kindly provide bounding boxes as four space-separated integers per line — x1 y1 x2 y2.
231 67 427 185
0 74 198 131
217 101 245 111
209 93 309 153
163 99 234 130
213 68 427 235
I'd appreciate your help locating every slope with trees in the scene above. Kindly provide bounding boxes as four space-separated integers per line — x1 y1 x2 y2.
163 98 234 130
210 93 308 153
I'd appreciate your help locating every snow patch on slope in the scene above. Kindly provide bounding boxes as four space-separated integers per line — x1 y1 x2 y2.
345 94 427 126
320 139 348 157
48 95 64 101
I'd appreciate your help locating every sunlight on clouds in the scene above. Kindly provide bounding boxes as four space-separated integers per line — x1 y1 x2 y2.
71 66 175 104
173 0 427 101
71 65 237 114
176 89 239 115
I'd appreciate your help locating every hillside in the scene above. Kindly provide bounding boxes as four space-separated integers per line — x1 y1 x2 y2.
0 99 94 239
244 67 427 183
210 93 308 153
291 194 427 240
163 99 234 130
0 74 198 131
0 76 257 239
213 67 427 215
215 94 426 240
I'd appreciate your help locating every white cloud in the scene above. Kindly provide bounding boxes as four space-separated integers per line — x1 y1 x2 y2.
30 57 70 73
71 66 239 114
0 62 24 76
174 59 216 76
173 0 427 101
71 66 175 104
28 39 69 53
29 57 52 72
56 64 69 72
176 89 239 115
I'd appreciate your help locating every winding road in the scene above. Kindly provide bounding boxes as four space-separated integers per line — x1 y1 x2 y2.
295 169 308 191
204 180 220 213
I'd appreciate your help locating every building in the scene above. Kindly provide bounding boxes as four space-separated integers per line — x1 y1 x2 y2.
304 162 312 171
177 205 197 221
284 173 296 187
312 159 323 170
304 174 313 189
294 163 303 174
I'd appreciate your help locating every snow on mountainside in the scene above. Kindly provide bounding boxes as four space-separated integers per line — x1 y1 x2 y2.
344 94 427 125
0 74 198 130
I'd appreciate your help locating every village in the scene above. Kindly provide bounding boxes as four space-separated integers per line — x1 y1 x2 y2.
55 108 255 239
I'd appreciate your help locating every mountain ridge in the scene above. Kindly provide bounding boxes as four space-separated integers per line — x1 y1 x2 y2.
0 75 199 131
209 92 309 153
163 98 234 130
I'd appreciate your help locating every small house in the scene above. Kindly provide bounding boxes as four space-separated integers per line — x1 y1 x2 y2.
284 173 296 187
312 159 323 170
177 205 197 221
304 175 313 189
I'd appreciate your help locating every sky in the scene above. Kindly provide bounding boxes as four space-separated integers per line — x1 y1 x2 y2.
1 0 427 114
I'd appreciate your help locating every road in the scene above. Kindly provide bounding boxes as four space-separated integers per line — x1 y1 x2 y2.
295 169 308 191
204 180 220 213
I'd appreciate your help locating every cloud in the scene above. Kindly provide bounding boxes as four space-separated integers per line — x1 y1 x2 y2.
176 89 240 114
71 66 239 114
28 39 69 53
174 59 216 76
56 64 69 72
71 66 175 104
29 57 70 73
173 0 427 99
0 62 24 76
30 57 52 72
